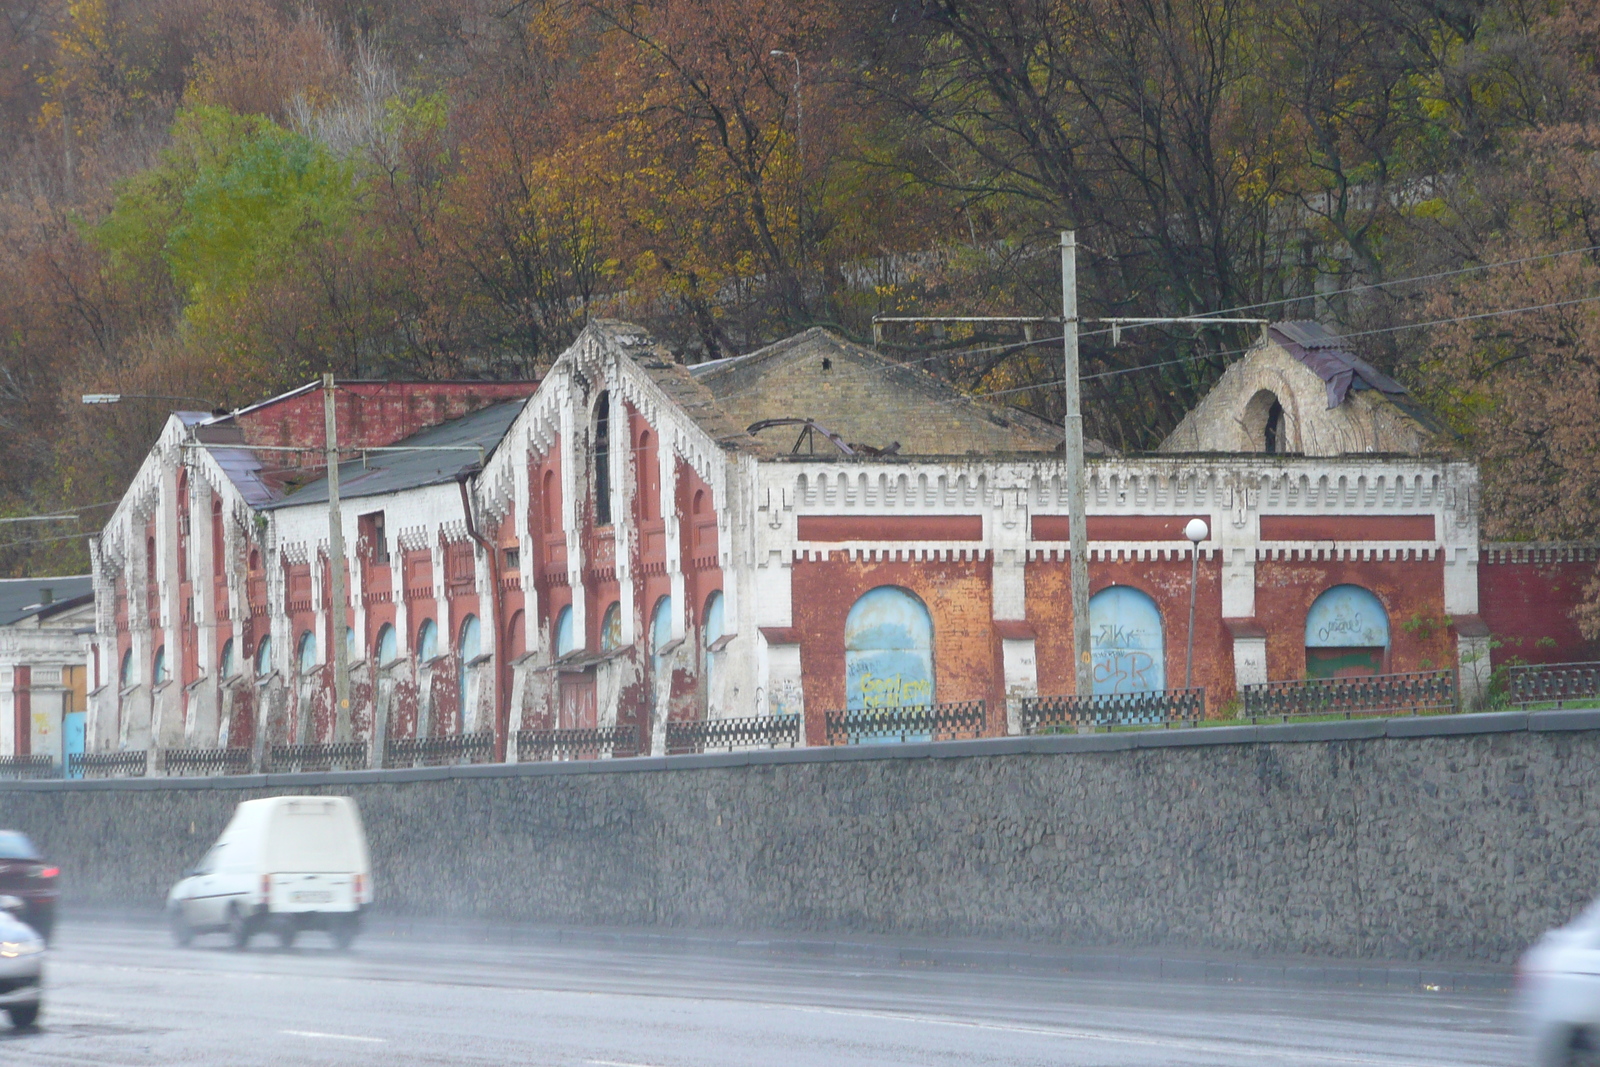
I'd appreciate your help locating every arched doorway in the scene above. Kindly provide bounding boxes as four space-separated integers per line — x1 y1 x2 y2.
1089 586 1165 694
844 587 934 711
1305 585 1390 678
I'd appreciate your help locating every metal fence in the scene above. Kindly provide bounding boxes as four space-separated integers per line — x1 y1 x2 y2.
385 732 494 768
161 747 252 777
1241 669 1458 721
269 742 369 774
0 755 56 781
1021 689 1207 734
665 714 801 755
69 751 148 779
1508 661 1600 709
823 701 988 745
516 726 637 762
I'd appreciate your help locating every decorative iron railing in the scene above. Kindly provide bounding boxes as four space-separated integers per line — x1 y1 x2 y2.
161 747 251 777
386 732 494 768
1508 661 1600 709
666 714 801 755
1021 689 1207 734
517 726 637 762
269 742 368 773
823 701 988 745
0 755 56 780
70 751 148 779
1241 669 1458 721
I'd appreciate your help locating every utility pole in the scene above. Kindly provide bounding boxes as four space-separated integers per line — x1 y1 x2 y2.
324 375 352 744
871 245 1266 707
1061 232 1092 696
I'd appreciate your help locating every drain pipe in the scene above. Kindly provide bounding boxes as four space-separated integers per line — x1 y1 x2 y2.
458 474 508 762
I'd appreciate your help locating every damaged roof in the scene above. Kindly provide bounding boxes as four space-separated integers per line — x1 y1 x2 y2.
1270 321 1408 409
687 327 1064 456
262 400 528 510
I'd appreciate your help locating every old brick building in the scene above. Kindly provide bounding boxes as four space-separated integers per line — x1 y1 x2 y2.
70 319 1591 764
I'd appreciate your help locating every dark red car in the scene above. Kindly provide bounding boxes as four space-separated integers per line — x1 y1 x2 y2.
0 832 57 940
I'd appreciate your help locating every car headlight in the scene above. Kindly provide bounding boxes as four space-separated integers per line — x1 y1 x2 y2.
0 940 44 958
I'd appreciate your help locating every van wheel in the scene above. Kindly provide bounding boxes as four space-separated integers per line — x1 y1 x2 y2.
277 924 297 950
331 916 357 951
7 1004 38 1029
227 905 252 951
169 908 192 948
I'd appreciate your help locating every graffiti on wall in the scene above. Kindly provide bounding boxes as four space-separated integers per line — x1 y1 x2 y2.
1305 584 1390 678
1089 586 1166 694
844 586 934 711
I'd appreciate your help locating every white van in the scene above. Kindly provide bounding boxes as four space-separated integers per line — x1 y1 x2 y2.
166 795 372 950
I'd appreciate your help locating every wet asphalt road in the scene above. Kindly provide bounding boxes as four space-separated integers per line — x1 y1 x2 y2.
0 918 1525 1066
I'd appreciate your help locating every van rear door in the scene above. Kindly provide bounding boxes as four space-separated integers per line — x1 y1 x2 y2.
262 798 368 913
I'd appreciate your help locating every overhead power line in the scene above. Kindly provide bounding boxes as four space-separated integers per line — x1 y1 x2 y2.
972 289 1600 401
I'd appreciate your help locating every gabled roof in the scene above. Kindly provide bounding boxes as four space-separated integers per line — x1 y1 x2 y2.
264 400 528 510
688 327 1064 456
0 576 93 628
1270 321 1407 409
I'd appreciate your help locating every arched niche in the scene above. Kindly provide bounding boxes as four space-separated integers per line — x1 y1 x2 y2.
844 586 934 711
1305 585 1390 678
1089 586 1165 694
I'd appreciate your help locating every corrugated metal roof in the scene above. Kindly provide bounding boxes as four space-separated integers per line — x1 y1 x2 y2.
263 400 527 510
0 575 93 628
1270 321 1407 409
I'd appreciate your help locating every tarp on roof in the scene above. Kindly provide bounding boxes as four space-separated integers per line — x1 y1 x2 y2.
265 399 527 510
0 576 92 628
1270 321 1407 410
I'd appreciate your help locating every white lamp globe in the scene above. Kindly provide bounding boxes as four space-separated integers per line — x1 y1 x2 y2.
1184 518 1209 544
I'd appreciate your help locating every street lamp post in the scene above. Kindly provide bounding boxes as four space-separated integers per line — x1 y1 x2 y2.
1184 517 1209 690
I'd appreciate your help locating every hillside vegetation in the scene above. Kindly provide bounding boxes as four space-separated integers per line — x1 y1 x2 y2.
3 0 1600 608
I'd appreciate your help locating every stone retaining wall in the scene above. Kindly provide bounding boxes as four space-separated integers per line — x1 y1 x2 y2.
4 710 1597 963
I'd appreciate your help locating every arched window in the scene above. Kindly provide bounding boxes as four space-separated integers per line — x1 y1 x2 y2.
255 636 273 677
1089 586 1165 695
152 645 168 685
219 639 235 679
1305 585 1390 678
375 624 397 666
593 391 612 526
416 618 438 662
297 631 317 673
650 596 673 679
638 430 656 520
844 586 934 711
505 611 526 660
457 615 481 731
554 606 574 656
600 602 622 651
120 649 134 688
542 469 559 533
703 591 725 714
1243 389 1290 454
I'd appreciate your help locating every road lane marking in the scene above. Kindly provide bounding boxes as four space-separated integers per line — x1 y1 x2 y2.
281 1029 387 1043
783 1004 1504 1067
